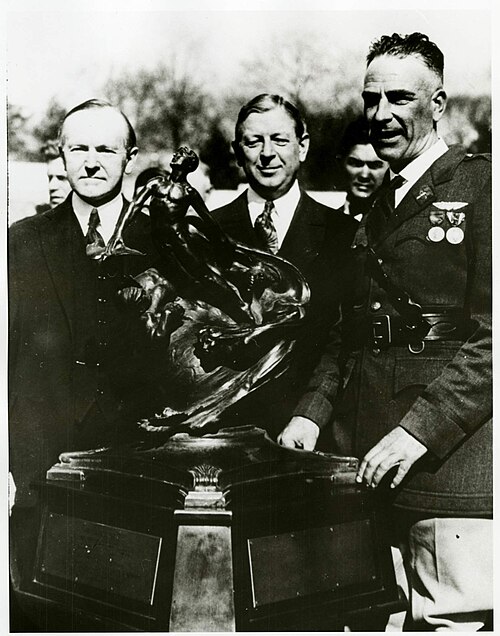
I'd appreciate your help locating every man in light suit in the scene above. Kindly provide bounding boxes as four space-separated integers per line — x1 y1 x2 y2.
290 33 492 631
9 99 165 629
211 94 357 445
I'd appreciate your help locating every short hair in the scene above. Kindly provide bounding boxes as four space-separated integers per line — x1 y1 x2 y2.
337 117 371 158
367 32 444 82
59 98 137 153
234 94 306 143
41 139 61 161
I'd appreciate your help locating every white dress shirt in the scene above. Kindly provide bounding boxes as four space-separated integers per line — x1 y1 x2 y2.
247 180 301 249
392 138 449 208
72 192 125 244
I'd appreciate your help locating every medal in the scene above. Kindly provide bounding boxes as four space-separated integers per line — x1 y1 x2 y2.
446 227 464 244
428 202 467 245
446 210 466 226
427 226 445 242
427 206 445 242
429 209 445 225
445 207 465 245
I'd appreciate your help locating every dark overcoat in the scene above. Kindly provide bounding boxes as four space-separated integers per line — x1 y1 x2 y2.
211 189 357 440
315 146 491 516
9 195 164 506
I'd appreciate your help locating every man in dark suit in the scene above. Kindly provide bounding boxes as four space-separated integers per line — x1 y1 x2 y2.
211 94 357 447
301 34 492 630
9 99 166 627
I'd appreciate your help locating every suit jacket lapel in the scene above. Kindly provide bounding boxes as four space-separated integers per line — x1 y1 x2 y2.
370 146 466 247
39 195 135 336
39 196 83 337
279 192 325 272
218 191 260 248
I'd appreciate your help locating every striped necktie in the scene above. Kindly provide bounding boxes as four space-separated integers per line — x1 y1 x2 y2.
85 208 106 258
254 200 279 254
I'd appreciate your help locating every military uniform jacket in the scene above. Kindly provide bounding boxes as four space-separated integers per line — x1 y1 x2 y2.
303 145 492 516
211 189 357 440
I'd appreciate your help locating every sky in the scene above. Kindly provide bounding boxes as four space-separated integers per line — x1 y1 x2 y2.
4 0 493 120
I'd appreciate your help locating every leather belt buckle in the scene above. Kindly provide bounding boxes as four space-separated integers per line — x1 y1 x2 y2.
372 314 391 348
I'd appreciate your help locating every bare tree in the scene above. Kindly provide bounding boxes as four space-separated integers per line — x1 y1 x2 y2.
7 102 35 160
31 97 67 155
104 53 215 155
237 29 364 115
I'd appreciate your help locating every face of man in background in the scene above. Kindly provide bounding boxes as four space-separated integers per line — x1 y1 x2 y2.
362 54 446 171
60 107 137 206
235 107 309 200
47 156 71 208
343 143 388 200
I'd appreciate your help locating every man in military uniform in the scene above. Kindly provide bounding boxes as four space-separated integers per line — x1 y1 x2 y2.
281 33 492 631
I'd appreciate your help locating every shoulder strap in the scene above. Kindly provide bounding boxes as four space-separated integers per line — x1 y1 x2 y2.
366 247 431 338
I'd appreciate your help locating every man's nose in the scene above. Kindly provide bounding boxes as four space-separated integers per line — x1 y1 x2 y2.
261 137 276 158
374 95 392 122
359 164 370 179
84 148 100 168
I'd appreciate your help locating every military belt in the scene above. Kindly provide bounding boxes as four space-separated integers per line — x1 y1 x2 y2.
368 307 474 352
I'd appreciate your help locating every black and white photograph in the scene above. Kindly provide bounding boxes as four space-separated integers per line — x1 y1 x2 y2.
4 0 494 632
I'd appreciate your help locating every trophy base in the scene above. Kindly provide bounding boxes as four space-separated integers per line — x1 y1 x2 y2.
11 426 404 631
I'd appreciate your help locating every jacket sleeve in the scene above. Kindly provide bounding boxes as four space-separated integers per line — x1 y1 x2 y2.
398 159 492 459
291 316 343 428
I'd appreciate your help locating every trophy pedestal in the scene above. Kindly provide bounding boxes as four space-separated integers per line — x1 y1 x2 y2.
12 426 404 631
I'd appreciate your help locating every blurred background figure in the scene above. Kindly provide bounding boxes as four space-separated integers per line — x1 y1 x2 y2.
335 117 388 221
37 139 71 213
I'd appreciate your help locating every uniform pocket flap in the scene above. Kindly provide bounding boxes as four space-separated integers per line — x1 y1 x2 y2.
393 356 452 396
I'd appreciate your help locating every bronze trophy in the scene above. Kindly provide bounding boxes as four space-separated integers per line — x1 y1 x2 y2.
15 149 403 631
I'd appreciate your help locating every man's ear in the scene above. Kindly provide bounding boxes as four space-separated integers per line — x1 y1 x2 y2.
298 132 310 163
124 147 139 175
59 145 67 169
231 140 244 167
432 88 447 123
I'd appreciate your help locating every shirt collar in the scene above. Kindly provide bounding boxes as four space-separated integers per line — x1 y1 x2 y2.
391 138 448 207
247 180 301 249
392 138 448 186
72 192 125 243
247 180 301 221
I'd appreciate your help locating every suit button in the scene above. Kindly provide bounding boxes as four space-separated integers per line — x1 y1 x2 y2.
372 348 381 356
370 301 382 312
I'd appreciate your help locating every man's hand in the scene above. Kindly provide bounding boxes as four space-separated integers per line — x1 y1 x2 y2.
356 426 427 489
278 416 320 451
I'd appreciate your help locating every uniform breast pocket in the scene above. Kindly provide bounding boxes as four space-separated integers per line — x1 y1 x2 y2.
393 205 469 258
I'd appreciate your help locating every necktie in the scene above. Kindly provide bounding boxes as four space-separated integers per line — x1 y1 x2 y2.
254 200 279 254
86 208 106 258
377 174 407 219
